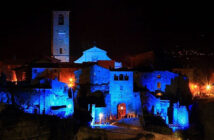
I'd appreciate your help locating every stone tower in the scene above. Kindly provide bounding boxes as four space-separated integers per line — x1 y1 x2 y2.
52 11 70 62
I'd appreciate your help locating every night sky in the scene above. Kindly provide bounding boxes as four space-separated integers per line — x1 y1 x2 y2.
1 1 214 61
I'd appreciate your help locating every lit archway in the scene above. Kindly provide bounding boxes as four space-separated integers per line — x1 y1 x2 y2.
117 103 126 119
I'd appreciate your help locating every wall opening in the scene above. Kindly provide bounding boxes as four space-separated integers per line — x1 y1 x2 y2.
119 74 124 80
58 14 64 25
117 103 126 119
60 48 63 54
114 74 118 80
157 82 161 89
125 75 129 80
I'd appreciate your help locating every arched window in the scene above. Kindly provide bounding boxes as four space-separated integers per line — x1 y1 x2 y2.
119 74 124 80
114 74 118 80
58 14 64 25
124 75 129 80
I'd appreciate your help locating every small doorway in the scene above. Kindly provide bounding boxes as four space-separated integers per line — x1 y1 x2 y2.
117 103 126 119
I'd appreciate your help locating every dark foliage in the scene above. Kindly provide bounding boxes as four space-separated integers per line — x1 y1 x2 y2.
164 75 192 105
0 105 80 140
143 108 172 135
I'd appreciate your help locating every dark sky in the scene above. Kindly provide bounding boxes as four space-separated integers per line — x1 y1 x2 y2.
1 1 214 61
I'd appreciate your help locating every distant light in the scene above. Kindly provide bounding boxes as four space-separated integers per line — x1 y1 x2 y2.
99 113 103 124
69 78 73 82
99 113 103 118
120 106 124 110
206 85 211 90
157 92 162 96
68 78 75 88
68 83 73 87
194 85 198 88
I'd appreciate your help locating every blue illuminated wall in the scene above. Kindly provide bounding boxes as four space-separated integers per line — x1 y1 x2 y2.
142 92 190 130
142 92 170 124
74 46 111 63
74 46 122 69
90 65 110 93
140 70 190 130
74 64 110 93
109 71 142 117
13 79 74 118
75 65 142 125
75 64 111 124
141 71 179 92
173 102 189 129
32 68 46 80
0 91 12 104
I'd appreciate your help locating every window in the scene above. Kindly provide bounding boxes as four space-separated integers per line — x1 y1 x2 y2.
58 14 64 25
157 82 161 89
124 75 129 80
60 48 63 54
119 74 124 80
157 75 161 78
114 74 118 80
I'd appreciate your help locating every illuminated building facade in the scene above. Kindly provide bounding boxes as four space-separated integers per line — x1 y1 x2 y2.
52 11 70 62
141 71 179 93
74 46 111 63
74 64 110 93
74 46 122 69
0 79 74 118
31 67 77 85
109 70 142 119
140 71 190 130
75 65 142 124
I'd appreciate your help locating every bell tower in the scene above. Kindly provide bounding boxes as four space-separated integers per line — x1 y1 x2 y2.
52 11 70 62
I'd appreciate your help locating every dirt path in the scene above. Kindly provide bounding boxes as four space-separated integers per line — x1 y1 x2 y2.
77 125 180 140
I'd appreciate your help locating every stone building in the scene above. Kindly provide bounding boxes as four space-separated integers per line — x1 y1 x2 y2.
0 10 192 131
52 11 70 62
140 70 190 130
141 71 179 94
74 65 142 124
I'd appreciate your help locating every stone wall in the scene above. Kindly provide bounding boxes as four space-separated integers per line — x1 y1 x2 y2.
141 71 179 92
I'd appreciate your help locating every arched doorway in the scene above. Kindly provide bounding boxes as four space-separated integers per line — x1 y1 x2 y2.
117 103 126 119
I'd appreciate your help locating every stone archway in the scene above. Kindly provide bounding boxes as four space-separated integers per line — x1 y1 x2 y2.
117 103 126 119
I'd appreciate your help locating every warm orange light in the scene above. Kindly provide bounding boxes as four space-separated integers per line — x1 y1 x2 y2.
206 85 211 90
69 78 73 82
156 92 162 96
68 83 74 88
68 77 75 88
189 83 199 96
